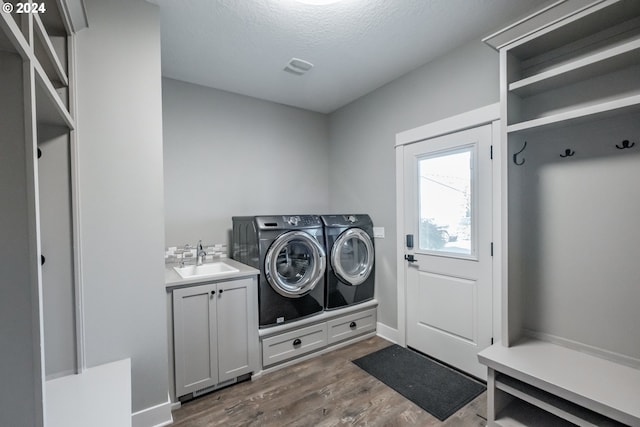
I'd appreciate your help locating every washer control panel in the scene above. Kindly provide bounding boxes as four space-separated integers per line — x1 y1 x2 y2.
255 215 321 229
284 215 320 227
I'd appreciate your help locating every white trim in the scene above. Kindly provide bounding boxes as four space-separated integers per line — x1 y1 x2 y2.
67 23 86 375
481 0 568 49
376 322 400 344
395 104 501 351
131 396 173 427
395 103 499 147
491 120 502 345
395 144 407 347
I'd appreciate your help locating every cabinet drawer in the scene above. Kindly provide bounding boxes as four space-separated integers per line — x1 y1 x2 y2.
327 308 376 344
262 323 327 367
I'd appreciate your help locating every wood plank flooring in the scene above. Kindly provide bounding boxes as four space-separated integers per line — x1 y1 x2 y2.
170 336 487 427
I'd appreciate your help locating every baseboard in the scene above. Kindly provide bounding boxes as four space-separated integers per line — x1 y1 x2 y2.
131 394 173 427
376 322 400 344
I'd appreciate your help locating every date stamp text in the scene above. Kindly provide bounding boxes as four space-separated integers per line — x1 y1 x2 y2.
2 2 47 14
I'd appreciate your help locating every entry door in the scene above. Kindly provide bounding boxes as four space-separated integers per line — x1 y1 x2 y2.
404 124 492 380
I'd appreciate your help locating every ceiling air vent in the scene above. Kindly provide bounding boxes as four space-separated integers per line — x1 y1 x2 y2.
284 58 314 76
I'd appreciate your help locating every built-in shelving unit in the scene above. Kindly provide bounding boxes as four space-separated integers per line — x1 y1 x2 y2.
0 1 79 423
480 1 640 426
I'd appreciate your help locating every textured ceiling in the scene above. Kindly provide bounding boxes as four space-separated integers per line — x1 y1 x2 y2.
149 0 548 113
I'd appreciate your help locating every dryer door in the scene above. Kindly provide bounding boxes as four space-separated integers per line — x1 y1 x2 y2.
265 231 326 298
331 228 374 286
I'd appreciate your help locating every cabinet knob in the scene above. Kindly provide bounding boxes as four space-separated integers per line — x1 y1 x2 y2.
41 255 46 266
219 289 224 294
210 290 215 296
292 338 302 347
349 321 357 329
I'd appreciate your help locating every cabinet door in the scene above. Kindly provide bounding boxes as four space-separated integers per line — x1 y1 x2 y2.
173 284 218 396
216 278 252 383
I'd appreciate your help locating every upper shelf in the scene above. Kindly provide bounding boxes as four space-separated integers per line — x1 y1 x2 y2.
506 93 640 135
33 13 69 87
508 0 640 60
1 0 74 129
509 36 640 97
0 2 30 58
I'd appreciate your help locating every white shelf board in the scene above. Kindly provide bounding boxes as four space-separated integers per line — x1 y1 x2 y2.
509 37 640 97
493 398 575 427
507 0 640 58
496 374 623 426
506 93 640 135
0 2 31 58
34 62 74 129
478 338 640 426
33 13 69 87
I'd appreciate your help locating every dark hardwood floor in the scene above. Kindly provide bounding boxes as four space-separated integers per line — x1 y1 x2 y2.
170 336 487 426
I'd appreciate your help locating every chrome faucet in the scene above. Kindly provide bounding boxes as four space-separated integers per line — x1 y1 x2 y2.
196 240 206 266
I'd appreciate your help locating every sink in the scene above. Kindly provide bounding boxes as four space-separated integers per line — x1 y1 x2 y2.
173 262 239 279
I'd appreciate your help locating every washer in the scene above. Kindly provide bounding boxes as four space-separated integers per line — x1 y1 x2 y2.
232 215 326 328
321 214 375 310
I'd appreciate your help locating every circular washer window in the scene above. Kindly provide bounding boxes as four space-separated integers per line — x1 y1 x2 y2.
265 231 326 298
332 228 374 286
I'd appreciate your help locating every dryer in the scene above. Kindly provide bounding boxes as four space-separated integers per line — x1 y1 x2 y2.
232 215 326 328
321 214 375 310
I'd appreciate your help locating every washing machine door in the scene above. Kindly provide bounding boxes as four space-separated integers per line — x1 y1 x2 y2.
331 228 374 286
265 231 326 298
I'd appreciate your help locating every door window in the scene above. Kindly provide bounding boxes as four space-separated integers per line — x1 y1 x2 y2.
418 146 475 258
265 231 326 297
332 228 374 285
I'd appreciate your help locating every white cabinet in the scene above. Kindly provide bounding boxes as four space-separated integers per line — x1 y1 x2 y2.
260 304 377 369
481 1 640 426
172 277 258 399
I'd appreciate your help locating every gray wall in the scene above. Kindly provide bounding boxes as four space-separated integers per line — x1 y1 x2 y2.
163 40 499 332
328 40 500 329
39 133 76 378
162 78 330 247
511 114 640 361
76 0 169 414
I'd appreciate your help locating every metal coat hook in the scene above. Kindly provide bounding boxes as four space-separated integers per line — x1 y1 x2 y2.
560 148 575 158
616 139 635 150
513 141 527 166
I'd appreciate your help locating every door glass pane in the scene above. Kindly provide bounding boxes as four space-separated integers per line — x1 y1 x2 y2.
276 240 312 286
339 237 369 276
418 147 474 256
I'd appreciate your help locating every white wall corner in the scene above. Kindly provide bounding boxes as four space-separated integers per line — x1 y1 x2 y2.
131 395 173 427
376 322 401 344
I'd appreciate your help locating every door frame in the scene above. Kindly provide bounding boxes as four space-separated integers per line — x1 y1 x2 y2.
395 103 501 348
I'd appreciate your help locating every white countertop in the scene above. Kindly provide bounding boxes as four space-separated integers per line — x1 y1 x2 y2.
165 258 259 290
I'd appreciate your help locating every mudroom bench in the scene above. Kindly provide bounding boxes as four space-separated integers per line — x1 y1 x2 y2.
479 339 640 426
